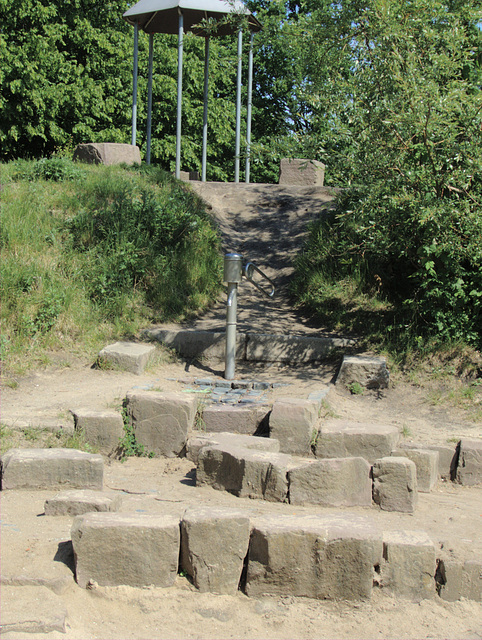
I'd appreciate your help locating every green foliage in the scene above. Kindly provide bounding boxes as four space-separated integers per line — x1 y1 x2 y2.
348 382 364 396
118 407 153 459
0 160 222 375
294 0 482 350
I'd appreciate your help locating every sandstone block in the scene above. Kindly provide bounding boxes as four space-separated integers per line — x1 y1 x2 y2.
71 409 124 456
336 355 389 390
0 448 103 491
197 444 300 502
126 391 197 457
71 512 180 588
279 159 325 186
179 170 200 181
246 514 382 600
455 438 482 486
288 457 372 507
372 457 418 513
186 432 279 464
0 585 67 635
181 507 250 594
201 404 268 435
73 143 141 166
399 442 456 481
315 421 399 464
269 397 319 455
246 333 355 364
381 530 436 601
44 490 122 516
437 557 482 602
392 448 439 492
98 341 156 375
144 328 246 362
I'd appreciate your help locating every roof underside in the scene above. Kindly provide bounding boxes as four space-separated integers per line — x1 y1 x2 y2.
123 0 262 35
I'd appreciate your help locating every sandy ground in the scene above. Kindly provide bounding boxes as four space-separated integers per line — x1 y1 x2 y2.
1 183 481 638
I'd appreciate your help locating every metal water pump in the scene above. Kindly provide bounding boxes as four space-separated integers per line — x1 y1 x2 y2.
223 253 275 380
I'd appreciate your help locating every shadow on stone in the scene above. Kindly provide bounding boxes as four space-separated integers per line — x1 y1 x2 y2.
54 540 75 574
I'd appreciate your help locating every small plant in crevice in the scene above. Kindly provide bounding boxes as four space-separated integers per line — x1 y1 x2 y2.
118 406 152 460
310 427 319 452
194 401 207 432
348 381 364 396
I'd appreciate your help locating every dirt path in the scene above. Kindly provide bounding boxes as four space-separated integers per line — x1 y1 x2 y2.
1 183 481 639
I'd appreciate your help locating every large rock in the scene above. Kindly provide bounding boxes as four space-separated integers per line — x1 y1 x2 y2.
0 448 103 490
71 409 124 456
336 355 389 389
372 457 418 513
73 143 141 166
246 514 382 600
71 512 180 588
398 442 457 481
246 333 355 364
279 159 325 186
269 397 319 455
0 586 67 635
391 448 439 492
315 421 399 464
144 328 245 362
98 341 156 375
288 457 372 507
125 391 197 457
201 404 268 435
197 444 301 502
186 432 279 464
44 490 122 516
455 438 482 486
181 507 250 594
437 554 482 602
381 530 436 601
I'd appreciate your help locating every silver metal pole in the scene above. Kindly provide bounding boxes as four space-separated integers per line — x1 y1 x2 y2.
131 21 139 147
225 282 238 380
234 27 243 183
146 33 154 165
245 32 254 183
202 36 210 182
176 10 184 179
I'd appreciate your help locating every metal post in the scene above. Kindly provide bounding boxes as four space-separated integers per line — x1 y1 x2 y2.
176 10 184 179
202 36 210 182
245 32 254 183
223 253 243 380
131 21 139 147
146 33 154 165
234 27 243 183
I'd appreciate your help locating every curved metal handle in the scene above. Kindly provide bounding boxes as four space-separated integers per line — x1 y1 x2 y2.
243 262 275 298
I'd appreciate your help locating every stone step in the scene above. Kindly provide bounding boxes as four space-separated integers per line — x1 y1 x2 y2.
0 448 103 491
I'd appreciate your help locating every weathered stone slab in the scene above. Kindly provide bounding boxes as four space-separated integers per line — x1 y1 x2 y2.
315 421 399 464
144 328 246 362
44 490 122 516
181 507 250 594
437 556 482 602
455 438 482 486
246 333 355 364
125 391 197 457
381 530 436 601
288 457 372 507
269 397 319 455
399 442 456 481
336 355 389 390
372 457 418 513
279 159 325 186
98 341 156 375
186 432 280 464
392 448 439 492
0 585 67 635
71 512 180 588
0 448 103 490
179 170 200 181
73 143 141 166
71 409 124 456
201 404 268 435
197 444 300 502
246 513 382 600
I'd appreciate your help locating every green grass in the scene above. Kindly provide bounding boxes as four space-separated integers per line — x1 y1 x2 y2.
1 159 222 376
0 423 97 455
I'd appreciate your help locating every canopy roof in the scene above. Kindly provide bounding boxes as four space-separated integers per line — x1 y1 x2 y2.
123 0 262 35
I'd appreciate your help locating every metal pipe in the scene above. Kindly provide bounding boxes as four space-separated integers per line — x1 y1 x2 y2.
202 35 210 182
131 21 139 147
225 283 238 380
245 32 254 183
146 33 154 165
234 27 243 183
176 10 184 179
